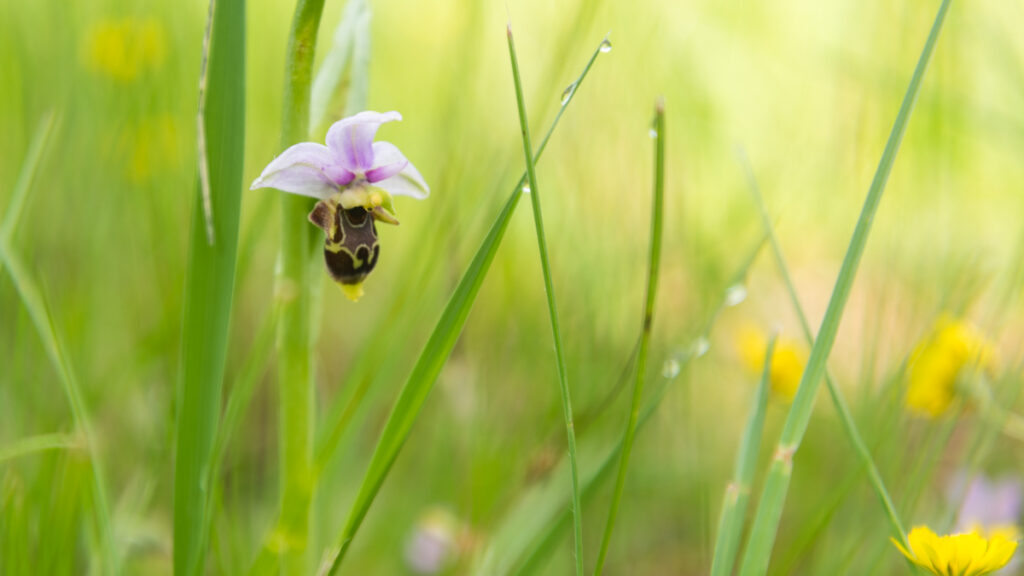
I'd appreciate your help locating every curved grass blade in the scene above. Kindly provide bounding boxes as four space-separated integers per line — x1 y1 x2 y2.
709 335 776 576
594 98 666 575
506 23 584 575
0 433 80 466
0 247 116 572
172 0 247 573
319 36 611 575
0 111 57 249
737 1 953 574
740 155 908 550
1 112 115 572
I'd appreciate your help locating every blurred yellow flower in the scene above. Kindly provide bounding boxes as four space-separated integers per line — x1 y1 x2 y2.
905 317 996 418
736 325 806 401
84 18 167 82
892 525 1017 576
116 115 180 182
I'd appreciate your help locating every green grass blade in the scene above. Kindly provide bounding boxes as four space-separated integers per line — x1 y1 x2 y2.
0 433 79 465
0 111 57 247
172 0 247 573
273 0 327 572
737 1 953 574
198 304 279 566
593 98 666 575
740 156 908 550
0 247 116 573
1 112 115 572
506 23 584 576
473 239 766 576
710 335 776 576
309 0 370 138
474 419 634 576
320 36 610 575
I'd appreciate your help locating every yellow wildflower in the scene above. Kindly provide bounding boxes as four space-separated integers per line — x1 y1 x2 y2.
905 316 996 418
118 115 180 183
892 525 1017 576
736 325 806 401
84 18 167 82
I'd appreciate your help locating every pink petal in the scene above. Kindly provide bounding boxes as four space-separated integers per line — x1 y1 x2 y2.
250 142 339 199
370 141 430 199
326 111 402 172
366 160 408 183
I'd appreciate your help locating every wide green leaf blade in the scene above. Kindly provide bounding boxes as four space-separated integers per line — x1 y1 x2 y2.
172 0 247 573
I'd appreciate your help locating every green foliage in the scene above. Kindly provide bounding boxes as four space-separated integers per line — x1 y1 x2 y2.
172 0 247 574
594 99 666 574
321 36 611 574
710 335 775 576
739 1 954 573
4 1 1024 574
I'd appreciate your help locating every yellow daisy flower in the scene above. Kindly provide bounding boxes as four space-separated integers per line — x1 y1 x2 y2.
736 325 806 401
892 525 1016 576
905 317 996 418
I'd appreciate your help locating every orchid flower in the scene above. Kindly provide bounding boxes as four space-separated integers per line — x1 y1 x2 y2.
251 111 429 301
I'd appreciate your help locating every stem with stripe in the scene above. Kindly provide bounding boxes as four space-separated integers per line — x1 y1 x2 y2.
737 1 952 573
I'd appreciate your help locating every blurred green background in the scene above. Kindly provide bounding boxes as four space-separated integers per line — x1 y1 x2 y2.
2 0 1024 573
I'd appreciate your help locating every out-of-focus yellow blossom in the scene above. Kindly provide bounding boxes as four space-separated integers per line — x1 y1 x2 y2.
115 115 180 183
736 325 806 401
84 18 167 82
905 317 996 418
892 525 1017 576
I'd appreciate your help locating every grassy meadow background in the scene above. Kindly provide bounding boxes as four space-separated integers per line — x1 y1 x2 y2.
3 0 1024 573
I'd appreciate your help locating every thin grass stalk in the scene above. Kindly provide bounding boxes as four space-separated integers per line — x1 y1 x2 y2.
506 23 584 576
593 99 666 575
477 238 766 576
741 158 908 549
860 407 961 573
710 335 777 576
0 111 56 248
0 433 79 466
320 36 610 575
737 1 952 573
199 304 280 563
313 36 607 481
172 0 247 572
937 365 1024 533
1 113 115 571
0 245 116 572
274 0 327 572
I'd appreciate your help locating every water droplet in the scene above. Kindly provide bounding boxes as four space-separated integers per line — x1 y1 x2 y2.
724 284 747 307
692 337 710 358
599 39 613 53
521 184 531 195
662 357 681 379
560 82 577 105
648 128 658 139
